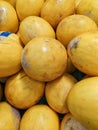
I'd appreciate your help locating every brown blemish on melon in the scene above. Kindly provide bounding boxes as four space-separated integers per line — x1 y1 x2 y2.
68 38 80 55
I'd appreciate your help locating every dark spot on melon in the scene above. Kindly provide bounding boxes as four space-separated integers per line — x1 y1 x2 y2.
68 38 80 55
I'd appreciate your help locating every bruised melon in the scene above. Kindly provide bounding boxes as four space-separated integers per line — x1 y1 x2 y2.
21 37 67 82
68 31 98 76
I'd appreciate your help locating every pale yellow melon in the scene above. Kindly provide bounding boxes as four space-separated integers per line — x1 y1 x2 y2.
67 77 98 130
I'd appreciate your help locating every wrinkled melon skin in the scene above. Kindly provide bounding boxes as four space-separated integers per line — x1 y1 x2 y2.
67 77 98 130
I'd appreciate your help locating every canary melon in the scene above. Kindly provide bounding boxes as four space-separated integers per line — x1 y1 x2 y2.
56 14 98 47
0 31 23 77
18 16 55 45
68 31 98 76
76 0 98 26
45 73 77 114
5 70 45 109
21 37 67 82
16 0 44 21
41 0 75 29
67 77 98 130
0 0 19 32
19 104 59 130
0 101 20 130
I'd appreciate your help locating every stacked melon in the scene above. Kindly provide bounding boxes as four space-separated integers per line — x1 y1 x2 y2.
0 0 98 130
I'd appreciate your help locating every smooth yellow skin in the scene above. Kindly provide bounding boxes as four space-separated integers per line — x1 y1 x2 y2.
76 0 98 25
5 70 45 109
75 0 82 7
68 31 98 76
21 37 67 82
60 113 87 130
45 73 77 114
67 77 98 130
41 0 75 29
16 0 44 21
18 16 55 45
56 14 98 47
2 0 16 8
0 102 20 130
0 0 19 32
20 104 59 130
0 33 23 77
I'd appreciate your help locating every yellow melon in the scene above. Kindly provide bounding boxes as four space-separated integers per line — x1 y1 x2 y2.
18 16 55 45
21 37 67 82
41 0 75 29
2 0 16 8
45 73 77 114
67 77 98 130
56 14 98 47
0 101 21 130
5 70 45 109
0 0 19 32
16 0 44 21
19 104 60 130
68 31 98 76
76 0 98 26
0 31 23 77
